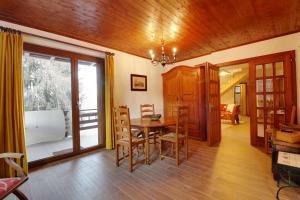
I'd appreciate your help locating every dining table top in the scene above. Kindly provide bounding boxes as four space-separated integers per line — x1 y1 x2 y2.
130 117 176 128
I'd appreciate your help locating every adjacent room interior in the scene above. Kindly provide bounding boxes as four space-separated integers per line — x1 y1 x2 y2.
1 1 300 200
219 63 251 150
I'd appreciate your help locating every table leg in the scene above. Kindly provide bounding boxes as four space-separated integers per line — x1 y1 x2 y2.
144 127 150 164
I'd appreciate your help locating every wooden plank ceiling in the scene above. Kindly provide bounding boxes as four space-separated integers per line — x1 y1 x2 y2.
0 0 300 61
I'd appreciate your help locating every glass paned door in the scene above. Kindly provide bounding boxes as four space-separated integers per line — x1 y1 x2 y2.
249 51 296 147
78 60 103 149
23 52 73 162
254 62 276 138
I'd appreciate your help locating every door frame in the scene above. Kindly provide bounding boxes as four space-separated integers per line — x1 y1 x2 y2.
23 43 105 168
216 50 296 146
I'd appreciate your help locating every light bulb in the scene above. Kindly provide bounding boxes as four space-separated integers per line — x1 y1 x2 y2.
149 49 153 55
173 47 177 53
151 54 155 59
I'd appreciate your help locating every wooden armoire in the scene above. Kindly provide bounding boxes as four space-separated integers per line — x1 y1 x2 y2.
162 63 221 146
162 65 221 142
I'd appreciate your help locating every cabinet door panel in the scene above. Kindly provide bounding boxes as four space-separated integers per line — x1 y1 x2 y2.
163 71 179 119
180 70 200 135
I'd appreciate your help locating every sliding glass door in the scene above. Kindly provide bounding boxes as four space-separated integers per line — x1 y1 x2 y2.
23 52 73 162
23 44 105 165
78 60 103 149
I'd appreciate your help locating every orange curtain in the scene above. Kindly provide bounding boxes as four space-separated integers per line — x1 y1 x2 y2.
0 29 28 177
105 53 115 149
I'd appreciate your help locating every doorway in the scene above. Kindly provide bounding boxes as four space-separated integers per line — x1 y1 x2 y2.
219 63 250 144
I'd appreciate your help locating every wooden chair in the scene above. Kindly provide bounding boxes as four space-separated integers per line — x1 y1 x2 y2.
119 105 143 138
140 104 155 118
114 107 145 172
159 106 189 166
140 104 160 144
0 153 28 200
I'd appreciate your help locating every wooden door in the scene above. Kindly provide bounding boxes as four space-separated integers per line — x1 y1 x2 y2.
179 68 200 138
163 70 180 118
205 63 221 146
249 51 296 146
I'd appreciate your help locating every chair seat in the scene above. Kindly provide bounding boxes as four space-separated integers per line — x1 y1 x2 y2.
131 129 144 138
148 131 160 136
117 136 145 145
160 132 185 141
0 178 24 198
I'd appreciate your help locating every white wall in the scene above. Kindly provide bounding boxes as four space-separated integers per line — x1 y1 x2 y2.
0 20 163 118
221 88 235 105
172 32 300 123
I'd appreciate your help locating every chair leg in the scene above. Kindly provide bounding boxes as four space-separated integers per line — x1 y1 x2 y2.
176 142 179 166
236 115 240 124
143 142 147 164
159 139 162 160
129 146 133 172
13 189 28 200
185 138 188 160
116 144 119 167
122 146 125 158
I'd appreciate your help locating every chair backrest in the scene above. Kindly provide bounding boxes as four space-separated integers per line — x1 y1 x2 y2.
289 105 297 125
114 107 132 143
140 104 155 119
175 106 189 138
119 105 128 115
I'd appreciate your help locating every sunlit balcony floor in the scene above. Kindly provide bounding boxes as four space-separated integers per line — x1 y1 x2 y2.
26 129 99 162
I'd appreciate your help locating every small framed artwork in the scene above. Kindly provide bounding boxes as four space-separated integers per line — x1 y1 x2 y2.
131 74 147 91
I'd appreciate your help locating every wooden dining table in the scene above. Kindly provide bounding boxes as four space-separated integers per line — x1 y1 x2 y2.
130 117 176 164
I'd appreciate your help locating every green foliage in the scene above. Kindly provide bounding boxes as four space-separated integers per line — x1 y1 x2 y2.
23 55 72 111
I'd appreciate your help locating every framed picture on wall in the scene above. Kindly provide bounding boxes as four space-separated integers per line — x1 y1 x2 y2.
131 74 147 91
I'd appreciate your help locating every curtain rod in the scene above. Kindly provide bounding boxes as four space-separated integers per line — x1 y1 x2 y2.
24 32 114 56
0 26 21 34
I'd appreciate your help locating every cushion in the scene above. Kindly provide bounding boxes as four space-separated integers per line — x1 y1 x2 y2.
0 178 23 198
223 111 232 115
220 104 227 111
226 104 235 113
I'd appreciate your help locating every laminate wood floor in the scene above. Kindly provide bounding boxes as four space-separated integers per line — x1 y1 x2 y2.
12 121 300 200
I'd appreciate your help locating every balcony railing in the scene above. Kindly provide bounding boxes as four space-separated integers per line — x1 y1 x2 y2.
79 109 98 131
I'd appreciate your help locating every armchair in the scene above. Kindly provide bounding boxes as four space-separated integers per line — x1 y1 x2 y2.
220 104 240 124
0 153 28 200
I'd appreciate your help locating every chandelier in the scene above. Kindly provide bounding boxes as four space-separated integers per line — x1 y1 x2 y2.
149 39 177 67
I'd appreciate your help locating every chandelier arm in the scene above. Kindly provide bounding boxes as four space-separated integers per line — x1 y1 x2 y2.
149 38 177 67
